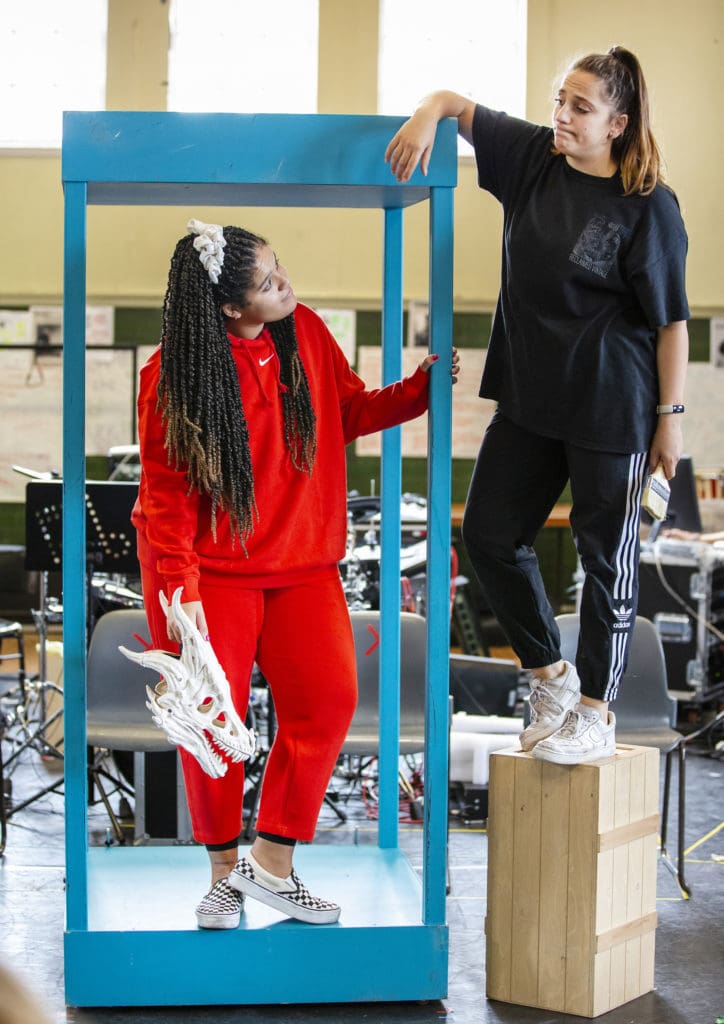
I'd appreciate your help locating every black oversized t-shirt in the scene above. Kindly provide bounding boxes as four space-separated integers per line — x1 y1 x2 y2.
472 105 689 454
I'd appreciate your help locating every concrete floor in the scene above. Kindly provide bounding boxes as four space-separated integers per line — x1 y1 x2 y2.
1 718 723 1023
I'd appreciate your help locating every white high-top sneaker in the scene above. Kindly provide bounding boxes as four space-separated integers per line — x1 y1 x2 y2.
519 661 581 752
532 705 617 765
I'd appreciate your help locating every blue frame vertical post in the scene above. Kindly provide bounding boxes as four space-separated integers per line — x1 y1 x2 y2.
378 207 403 848
423 186 454 926
62 180 90 931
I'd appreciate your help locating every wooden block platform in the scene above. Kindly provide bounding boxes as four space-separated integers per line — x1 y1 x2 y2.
486 745 659 1018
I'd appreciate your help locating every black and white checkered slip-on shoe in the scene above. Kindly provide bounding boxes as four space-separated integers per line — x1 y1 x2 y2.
195 877 245 929
228 854 341 925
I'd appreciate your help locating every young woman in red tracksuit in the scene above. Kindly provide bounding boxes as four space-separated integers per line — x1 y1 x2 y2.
132 219 459 929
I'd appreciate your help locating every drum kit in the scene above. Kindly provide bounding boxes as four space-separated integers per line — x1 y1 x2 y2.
340 491 429 612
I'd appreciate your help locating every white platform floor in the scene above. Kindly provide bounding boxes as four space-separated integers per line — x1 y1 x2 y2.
85 844 424 932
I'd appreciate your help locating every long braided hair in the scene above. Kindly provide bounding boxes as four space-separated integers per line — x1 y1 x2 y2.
158 224 317 546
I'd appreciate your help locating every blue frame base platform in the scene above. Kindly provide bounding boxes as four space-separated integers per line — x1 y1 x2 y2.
64 844 449 1007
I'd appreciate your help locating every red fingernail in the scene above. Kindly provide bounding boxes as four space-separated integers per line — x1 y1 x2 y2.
431 354 439 362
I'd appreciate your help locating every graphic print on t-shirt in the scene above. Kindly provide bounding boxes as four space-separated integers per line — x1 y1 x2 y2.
569 215 628 279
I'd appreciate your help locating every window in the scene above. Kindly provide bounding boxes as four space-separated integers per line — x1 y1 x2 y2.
167 0 319 114
0 1 107 149
378 0 527 153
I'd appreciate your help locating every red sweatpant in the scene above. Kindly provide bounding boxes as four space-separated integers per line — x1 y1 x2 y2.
140 565 358 844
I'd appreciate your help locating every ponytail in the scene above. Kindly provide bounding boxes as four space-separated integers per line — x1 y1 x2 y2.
572 46 663 196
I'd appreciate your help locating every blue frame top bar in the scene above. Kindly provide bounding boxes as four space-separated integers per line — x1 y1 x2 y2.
62 112 457 208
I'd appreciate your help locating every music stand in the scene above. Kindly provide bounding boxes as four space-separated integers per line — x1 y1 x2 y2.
25 479 140 573
25 476 140 718
0 481 141 832
23 478 137 704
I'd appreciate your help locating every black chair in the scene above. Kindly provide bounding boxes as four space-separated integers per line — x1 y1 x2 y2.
329 611 429 822
449 653 520 717
85 609 179 843
249 610 430 832
345 610 427 757
555 613 693 895
0 619 26 691
0 619 27 855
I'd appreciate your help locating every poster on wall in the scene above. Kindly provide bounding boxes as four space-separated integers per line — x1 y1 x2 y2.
0 327 139 502
0 311 33 346
355 346 493 460
710 318 724 368
28 305 114 348
406 301 429 348
315 308 356 364
683 364 724 473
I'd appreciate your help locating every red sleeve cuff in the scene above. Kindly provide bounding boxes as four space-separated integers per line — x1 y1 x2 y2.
164 577 202 604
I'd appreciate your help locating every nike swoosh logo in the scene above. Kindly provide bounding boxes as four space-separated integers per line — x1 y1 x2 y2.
259 354 274 366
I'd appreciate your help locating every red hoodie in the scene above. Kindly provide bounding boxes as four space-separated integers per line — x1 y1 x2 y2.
132 303 429 601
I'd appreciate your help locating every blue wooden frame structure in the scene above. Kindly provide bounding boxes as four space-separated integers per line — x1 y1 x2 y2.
61 111 456 1007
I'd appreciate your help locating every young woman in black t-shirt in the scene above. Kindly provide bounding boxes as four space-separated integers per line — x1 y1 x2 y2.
386 46 689 765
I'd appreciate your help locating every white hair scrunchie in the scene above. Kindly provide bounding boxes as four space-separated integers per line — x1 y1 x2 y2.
187 218 227 285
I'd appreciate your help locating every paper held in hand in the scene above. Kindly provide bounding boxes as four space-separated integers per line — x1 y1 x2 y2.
642 464 670 521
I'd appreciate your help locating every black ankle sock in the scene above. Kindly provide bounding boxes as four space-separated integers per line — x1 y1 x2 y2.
205 834 241 852
256 830 297 847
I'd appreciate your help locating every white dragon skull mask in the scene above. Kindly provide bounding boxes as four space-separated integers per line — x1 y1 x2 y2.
119 589 255 778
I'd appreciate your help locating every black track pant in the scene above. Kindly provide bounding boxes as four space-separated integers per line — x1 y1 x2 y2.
461 412 648 702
